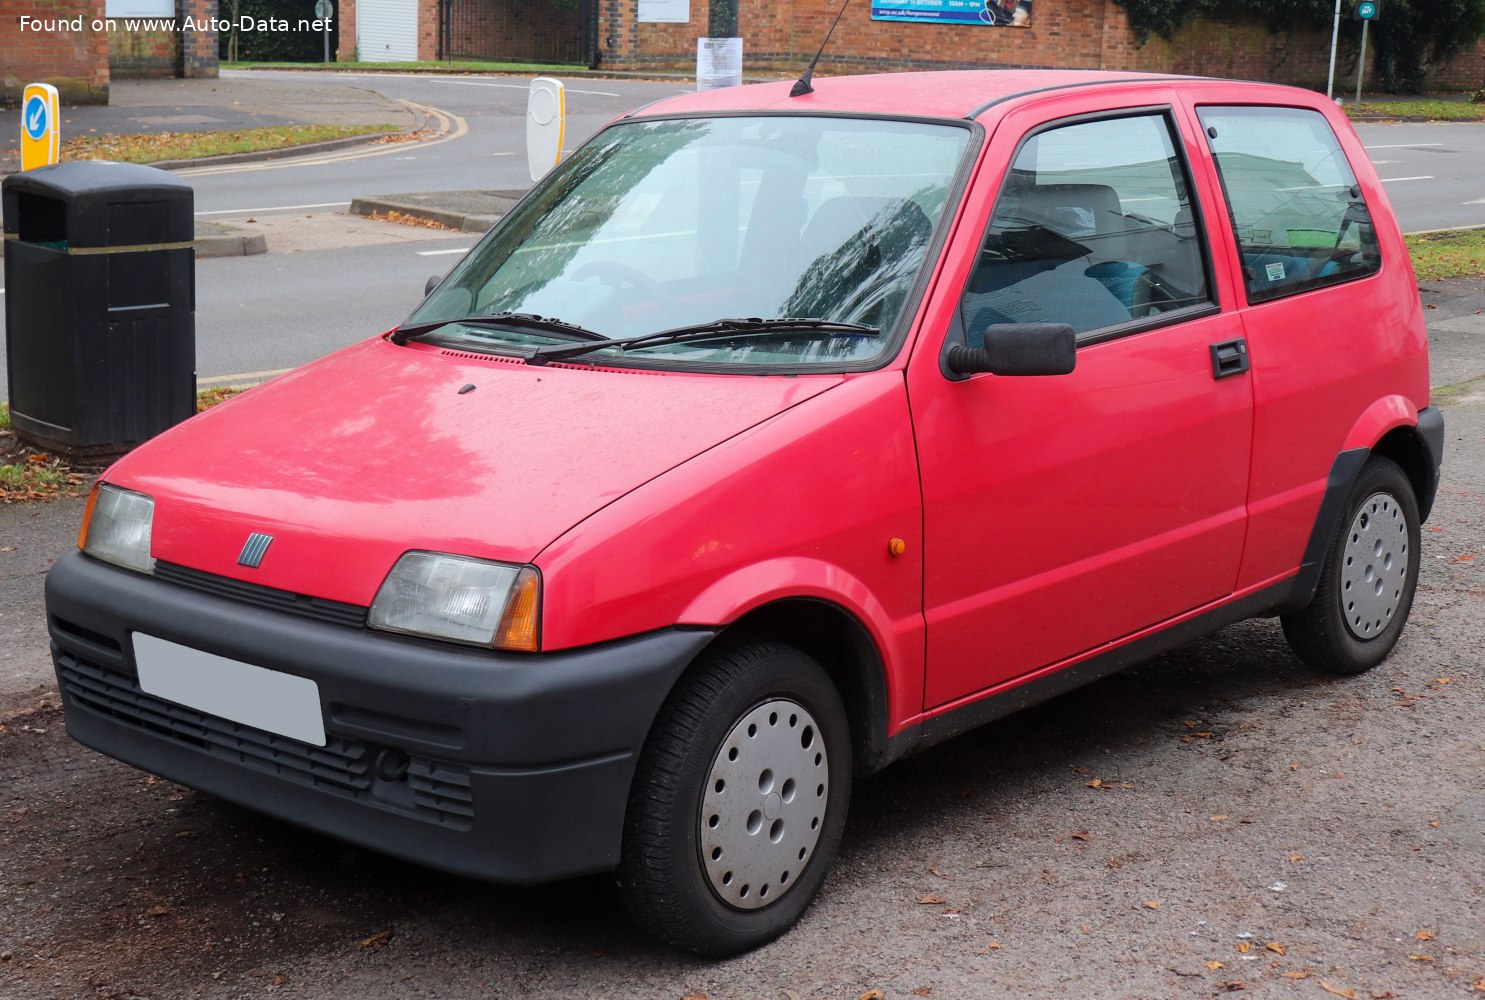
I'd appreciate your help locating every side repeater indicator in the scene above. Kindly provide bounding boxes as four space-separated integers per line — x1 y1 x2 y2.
238 533 274 569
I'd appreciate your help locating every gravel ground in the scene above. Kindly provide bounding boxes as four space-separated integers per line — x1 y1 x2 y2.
1 311 1481 1000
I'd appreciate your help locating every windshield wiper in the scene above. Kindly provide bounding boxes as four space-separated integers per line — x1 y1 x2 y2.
391 311 608 346
523 317 879 366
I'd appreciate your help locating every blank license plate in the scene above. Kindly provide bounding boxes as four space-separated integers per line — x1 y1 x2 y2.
132 633 326 746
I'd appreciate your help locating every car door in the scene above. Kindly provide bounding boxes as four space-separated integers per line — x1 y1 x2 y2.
907 99 1255 709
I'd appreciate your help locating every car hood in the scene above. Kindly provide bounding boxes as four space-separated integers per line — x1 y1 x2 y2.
109 337 843 606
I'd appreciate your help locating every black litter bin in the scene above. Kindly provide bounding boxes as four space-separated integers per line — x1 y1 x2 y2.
3 161 195 456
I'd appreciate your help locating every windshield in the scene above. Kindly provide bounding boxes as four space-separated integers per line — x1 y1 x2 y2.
404 115 973 370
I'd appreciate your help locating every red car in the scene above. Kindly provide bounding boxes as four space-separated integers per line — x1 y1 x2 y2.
49 71 1443 956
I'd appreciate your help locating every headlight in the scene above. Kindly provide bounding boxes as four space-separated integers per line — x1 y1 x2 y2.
369 551 540 651
78 483 156 575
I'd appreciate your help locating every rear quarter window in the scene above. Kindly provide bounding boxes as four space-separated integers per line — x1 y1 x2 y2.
1197 106 1381 303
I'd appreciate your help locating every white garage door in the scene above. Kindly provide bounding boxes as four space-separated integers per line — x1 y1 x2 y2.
358 0 418 62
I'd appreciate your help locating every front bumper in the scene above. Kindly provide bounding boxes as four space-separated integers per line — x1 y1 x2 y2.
46 551 715 883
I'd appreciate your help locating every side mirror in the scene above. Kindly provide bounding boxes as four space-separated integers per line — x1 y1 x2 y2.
945 322 1076 378
424 274 442 297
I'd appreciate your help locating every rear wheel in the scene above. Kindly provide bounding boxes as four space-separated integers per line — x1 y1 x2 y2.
617 642 850 957
1282 456 1421 675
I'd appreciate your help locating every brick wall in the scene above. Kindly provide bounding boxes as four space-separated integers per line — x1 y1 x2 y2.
448 0 582 63
1 0 109 105
596 0 1482 92
108 24 178 78
100 0 217 82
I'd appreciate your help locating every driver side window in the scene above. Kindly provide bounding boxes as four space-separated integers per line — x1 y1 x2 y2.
961 112 1212 344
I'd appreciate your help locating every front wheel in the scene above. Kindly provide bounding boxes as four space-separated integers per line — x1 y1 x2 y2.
617 642 851 957
1282 456 1421 675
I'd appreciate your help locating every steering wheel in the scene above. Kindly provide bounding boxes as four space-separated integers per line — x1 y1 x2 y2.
570 260 680 313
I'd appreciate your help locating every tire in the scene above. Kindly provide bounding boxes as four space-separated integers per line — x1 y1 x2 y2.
1282 456 1421 675
616 642 851 957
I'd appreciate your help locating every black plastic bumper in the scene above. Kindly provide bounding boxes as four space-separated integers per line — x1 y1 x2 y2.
46 551 715 884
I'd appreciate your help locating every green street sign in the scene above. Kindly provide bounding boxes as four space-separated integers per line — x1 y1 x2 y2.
1357 1 1378 19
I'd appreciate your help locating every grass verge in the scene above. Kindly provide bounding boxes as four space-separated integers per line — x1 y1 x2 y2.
224 59 584 74
1345 99 1485 122
61 124 399 165
1405 229 1485 282
0 389 247 504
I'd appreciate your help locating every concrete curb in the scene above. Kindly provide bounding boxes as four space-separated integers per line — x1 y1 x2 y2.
144 126 412 172
350 192 522 233
195 231 269 258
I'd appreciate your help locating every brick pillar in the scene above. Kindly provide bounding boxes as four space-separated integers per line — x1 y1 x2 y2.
178 0 220 77
337 0 357 60
598 0 636 67
418 0 439 59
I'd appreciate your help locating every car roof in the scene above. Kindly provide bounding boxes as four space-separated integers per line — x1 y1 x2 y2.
626 70 1279 122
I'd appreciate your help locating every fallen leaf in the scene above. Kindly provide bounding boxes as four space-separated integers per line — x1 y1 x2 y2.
1087 778 1103 788
918 894 946 905
682 994 710 1000
1224 982 1246 992
1280 970 1312 980
928 867 950 879
358 929 393 950
1235 942 1253 954
860 991 886 1000
1321 983 1360 999
1372 992 1398 999
1407 954 1434 962
147 904 170 916
0 546 15 552
976 941 1003 953
912 989 932 997
1287 854 1304 862
1142 901 1160 909
1428 820 1441 827
272 977 285 987
1071 831 1092 841
1414 929 1435 941
1266 942 1286 956
1079 922 1090 934
1470 977 1485 992
1436 677 1451 684
1207 960 1225 970
1210 815 1229 822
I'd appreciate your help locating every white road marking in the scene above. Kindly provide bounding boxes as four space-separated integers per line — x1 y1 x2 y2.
1466 198 1485 205
1380 175 1434 183
1369 159 1399 164
417 248 472 256
195 202 346 216
1364 142 1444 149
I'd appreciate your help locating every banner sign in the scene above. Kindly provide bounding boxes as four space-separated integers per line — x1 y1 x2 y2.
872 0 1032 26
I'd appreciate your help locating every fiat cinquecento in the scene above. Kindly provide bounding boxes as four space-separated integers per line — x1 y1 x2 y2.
48 71 1443 956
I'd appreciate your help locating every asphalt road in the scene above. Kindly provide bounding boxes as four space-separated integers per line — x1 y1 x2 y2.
179 71 688 215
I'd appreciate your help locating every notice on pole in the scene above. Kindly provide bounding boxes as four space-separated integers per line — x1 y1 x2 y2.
696 37 743 91
639 0 690 22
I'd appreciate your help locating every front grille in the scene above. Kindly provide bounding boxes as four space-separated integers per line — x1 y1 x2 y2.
58 652 474 830
154 562 368 629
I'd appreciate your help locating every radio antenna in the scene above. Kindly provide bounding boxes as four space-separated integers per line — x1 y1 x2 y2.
791 0 852 97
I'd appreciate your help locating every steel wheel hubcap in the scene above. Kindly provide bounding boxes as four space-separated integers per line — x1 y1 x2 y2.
1340 491 1408 640
699 698 829 910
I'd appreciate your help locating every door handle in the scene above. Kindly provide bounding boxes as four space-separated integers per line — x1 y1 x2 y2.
1209 338 1250 379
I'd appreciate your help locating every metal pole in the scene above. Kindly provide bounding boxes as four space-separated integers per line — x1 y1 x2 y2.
1356 19 1369 104
1327 0 1342 99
